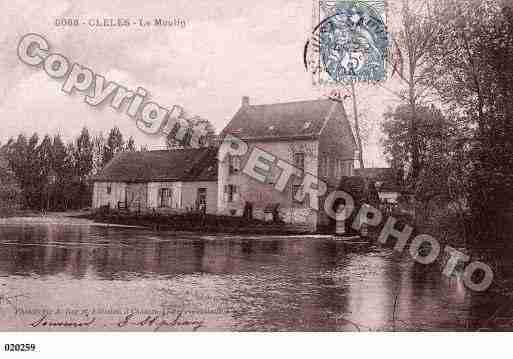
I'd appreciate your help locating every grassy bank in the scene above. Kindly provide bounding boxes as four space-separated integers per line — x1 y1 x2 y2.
0 208 43 218
77 210 315 235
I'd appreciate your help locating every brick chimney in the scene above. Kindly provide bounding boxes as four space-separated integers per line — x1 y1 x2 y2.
241 96 250 107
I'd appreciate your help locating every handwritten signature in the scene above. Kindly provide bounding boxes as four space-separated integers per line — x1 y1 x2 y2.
117 312 204 331
27 311 204 331
30 314 96 328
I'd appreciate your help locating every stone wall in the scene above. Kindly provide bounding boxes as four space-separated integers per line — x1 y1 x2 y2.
318 103 356 188
93 180 218 214
126 183 148 210
92 182 126 208
317 103 357 227
181 181 218 214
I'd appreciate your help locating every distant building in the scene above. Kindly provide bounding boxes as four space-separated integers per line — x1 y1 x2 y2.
218 97 356 231
354 168 403 204
92 148 218 213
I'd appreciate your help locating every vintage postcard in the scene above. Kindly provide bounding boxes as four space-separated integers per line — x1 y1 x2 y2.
1 0 513 350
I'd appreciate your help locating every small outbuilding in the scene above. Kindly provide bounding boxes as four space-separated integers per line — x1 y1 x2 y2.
92 148 218 214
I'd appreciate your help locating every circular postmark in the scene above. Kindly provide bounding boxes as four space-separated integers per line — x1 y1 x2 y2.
305 1 389 85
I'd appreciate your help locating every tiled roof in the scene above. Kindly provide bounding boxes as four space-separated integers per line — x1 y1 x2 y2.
93 147 218 183
221 99 338 140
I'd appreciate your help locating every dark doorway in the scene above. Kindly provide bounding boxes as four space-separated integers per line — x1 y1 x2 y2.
197 188 207 213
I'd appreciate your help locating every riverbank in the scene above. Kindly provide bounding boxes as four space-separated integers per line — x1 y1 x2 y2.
75 211 318 235
0 208 90 218
0 208 43 218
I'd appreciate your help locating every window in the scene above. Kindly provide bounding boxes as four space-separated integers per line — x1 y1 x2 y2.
293 152 305 173
326 157 331 177
292 184 303 203
228 155 241 175
158 188 173 208
224 184 238 203
106 185 112 194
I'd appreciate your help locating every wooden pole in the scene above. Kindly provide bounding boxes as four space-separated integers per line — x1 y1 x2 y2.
351 81 365 169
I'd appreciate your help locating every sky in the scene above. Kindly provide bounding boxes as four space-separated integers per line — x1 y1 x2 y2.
0 0 411 167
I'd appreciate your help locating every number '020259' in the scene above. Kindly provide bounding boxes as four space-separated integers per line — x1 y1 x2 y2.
4 344 36 352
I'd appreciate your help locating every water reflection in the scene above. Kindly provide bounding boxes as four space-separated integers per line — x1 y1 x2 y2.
0 218 504 331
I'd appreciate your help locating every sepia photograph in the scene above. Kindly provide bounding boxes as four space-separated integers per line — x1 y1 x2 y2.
0 0 513 355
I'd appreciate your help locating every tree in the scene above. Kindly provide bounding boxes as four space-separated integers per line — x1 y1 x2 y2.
37 135 53 210
165 114 215 149
62 142 76 209
382 104 468 209
51 135 67 180
25 133 41 208
51 135 68 210
425 0 513 241
383 105 449 180
124 136 136 152
350 81 365 169
2 128 109 211
91 133 105 175
385 0 438 184
0 143 21 211
5 135 27 203
3 133 42 209
103 127 124 166
74 127 93 179
73 128 94 208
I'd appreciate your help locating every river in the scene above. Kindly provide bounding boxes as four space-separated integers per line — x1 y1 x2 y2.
0 216 508 331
